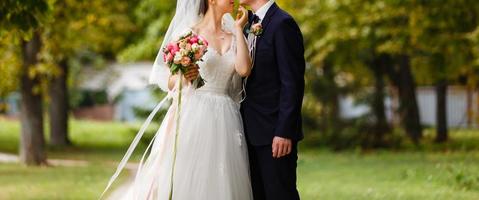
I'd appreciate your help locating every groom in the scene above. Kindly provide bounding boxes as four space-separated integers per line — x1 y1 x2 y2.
239 0 305 199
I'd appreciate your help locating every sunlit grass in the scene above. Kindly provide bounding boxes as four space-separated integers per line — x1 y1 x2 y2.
0 119 158 161
298 149 479 200
0 162 129 200
1 119 479 199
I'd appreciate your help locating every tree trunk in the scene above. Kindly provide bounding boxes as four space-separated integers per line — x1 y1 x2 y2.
19 31 47 166
323 63 340 127
49 59 71 146
321 62 341 147
370 55 390 146
466 85 472 128
435 79 448 143
385 55 423 144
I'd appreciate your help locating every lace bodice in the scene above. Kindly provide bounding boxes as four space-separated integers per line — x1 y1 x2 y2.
196 33 237 95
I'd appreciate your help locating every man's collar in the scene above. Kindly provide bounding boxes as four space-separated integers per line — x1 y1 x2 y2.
254 0 275 21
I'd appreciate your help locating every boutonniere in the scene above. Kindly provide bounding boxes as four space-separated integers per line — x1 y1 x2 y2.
249 22 263 37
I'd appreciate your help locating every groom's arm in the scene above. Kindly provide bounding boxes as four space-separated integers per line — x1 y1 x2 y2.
274 17 305 140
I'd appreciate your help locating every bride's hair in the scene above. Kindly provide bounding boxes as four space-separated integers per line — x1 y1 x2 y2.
199 0 209 16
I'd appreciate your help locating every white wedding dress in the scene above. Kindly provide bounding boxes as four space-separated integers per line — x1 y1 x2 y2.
113 33 253 200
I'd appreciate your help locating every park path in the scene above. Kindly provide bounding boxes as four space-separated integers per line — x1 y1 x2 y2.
0 152 137 199
0 152 89 166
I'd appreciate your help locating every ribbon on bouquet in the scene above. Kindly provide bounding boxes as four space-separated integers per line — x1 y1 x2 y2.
168 71 183 200
100 72 185 199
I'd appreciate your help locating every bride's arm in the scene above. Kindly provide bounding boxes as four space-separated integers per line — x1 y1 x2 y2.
234 7 252 77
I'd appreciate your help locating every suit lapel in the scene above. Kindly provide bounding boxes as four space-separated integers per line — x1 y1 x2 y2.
245 3 279 90
255 3 279 45
260 3 279 35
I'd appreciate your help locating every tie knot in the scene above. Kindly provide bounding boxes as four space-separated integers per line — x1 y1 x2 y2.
252 14 260 23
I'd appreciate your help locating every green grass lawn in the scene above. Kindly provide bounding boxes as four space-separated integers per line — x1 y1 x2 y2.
1 119 479 199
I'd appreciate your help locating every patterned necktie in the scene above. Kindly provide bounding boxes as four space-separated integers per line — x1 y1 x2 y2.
251 14 260 24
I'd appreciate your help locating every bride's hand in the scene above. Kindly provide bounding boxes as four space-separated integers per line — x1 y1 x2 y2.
184 64 199 82
235 6 248 30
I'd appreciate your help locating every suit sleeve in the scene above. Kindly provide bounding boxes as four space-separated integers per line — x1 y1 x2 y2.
273 17 305 139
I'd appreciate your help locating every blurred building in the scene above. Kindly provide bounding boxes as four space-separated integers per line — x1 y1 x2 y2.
1 62 159 122
339 86 479 128
416 86 478 128
2 66 478 127
76 62 158 122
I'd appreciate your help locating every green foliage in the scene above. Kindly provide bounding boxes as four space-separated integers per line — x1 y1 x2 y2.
409 0 479 85
300 0 479 86
0 0 53 97
0 0 52 35
43 0 137 60
118 0 175 62
296 0 479 145
0 0 137 99
0 34 21 97
73 90 109 107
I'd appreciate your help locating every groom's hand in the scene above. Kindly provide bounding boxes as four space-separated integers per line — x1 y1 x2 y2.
272 136 292 158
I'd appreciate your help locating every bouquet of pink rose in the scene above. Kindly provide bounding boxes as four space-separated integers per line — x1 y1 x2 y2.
163 31 208 87
161 31 209 199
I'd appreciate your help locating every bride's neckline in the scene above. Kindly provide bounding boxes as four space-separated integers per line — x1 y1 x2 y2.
189 27 233 57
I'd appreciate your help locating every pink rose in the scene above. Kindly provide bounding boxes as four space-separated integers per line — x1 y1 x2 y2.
180 56 191 66
189 36 199 44
167 42 175 51
170 43 180 54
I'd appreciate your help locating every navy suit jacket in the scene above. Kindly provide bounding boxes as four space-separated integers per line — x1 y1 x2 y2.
241 3 305 146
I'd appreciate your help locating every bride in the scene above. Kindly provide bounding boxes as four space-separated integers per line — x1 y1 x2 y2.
101 0 253 199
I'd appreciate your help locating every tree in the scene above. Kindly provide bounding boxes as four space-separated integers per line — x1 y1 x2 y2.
43 0 136 146
299 0 400 147
0 0 52 165
397 0 479 142
410 0 479 142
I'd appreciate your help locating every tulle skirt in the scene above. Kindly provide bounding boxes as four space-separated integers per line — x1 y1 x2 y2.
120 89 253 200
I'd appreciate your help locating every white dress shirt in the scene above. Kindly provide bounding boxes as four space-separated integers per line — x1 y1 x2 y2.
254 0 275 22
